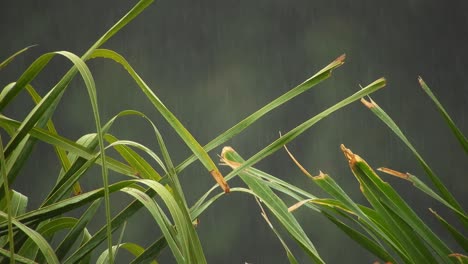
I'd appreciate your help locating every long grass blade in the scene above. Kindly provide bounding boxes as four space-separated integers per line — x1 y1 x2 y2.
255 197 300 264
18 217 77 261
5 50 114 262
129 237 167 264
0 45 36 71
24 84 81 195
341 145 452 263
0 181 140 234
361 97 468 228
175 54 346 173
118 186 185 263
88 48 229 193
104 135 165 180
55 199 102 261
418 77 468 153
0 0 154 194
378 168 467 223
97 243 158 264
321 211 395 263
430 208 468 252
57 178 205 263
62 186 157 263
223 78 385 184
309 172 413 262
0 248 35 264
283 144 415 262
1 191 27 218
0 135 14 262
0 212 59 264
143 116 207 262
221 147 325 263
195 78 386 208
0 114 135 178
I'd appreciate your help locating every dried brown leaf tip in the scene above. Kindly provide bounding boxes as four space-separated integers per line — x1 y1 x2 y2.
361 97 376 109
220 146 242 169
314 171 327 180
334 54 346 65
340 144 357 167
192 218 200 227
417 76 425 86
288 199 313 212
448 253 468 262
210 169 230 193
283 142 314 179
321 54 346 71
377 167 410 180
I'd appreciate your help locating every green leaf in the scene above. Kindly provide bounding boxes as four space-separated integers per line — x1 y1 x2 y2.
223 78 385 186
0 50 116 260
176 54 346 174
311 173 413 262
88 48 229 193
378 169 467 224
0 248 36 264
25 84 81 195
0 134 14 262
321 211 395 263
361 96 468 229
0 181 139 233
0 114 135 179
4 191 28 217
129 238 167 264
196 78 385 210
0 211 59 264
0 8 156 256
418 77 468 154
143 116 206 263
118 186 185 263
59 179 207 264
55 199 102 261
63 185 157 263
341 145 452 263
430 209 468 252
222 147 325 263
0 45 36 71
18 217 77 261
105 135 165 180
97 243 158 264
256 197 300 264
44 110 155 205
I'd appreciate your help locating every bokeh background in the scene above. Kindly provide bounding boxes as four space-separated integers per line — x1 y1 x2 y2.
1 0 467 263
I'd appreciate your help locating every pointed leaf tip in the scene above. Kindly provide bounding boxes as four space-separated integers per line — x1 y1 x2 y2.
210 169 230 193
340 144 354 163
377 167 409 180
288 199 313 212
283 143 313 179
448 253 468 262
361 98 375 109
335 54 346 64
417 76 424 85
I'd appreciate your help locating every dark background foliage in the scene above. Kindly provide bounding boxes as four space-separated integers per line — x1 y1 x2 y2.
1 0 467 262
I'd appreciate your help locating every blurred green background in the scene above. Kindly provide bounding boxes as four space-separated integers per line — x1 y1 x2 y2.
1 0 467 262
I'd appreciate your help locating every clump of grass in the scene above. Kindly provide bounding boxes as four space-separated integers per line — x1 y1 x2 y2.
0 0 465 263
